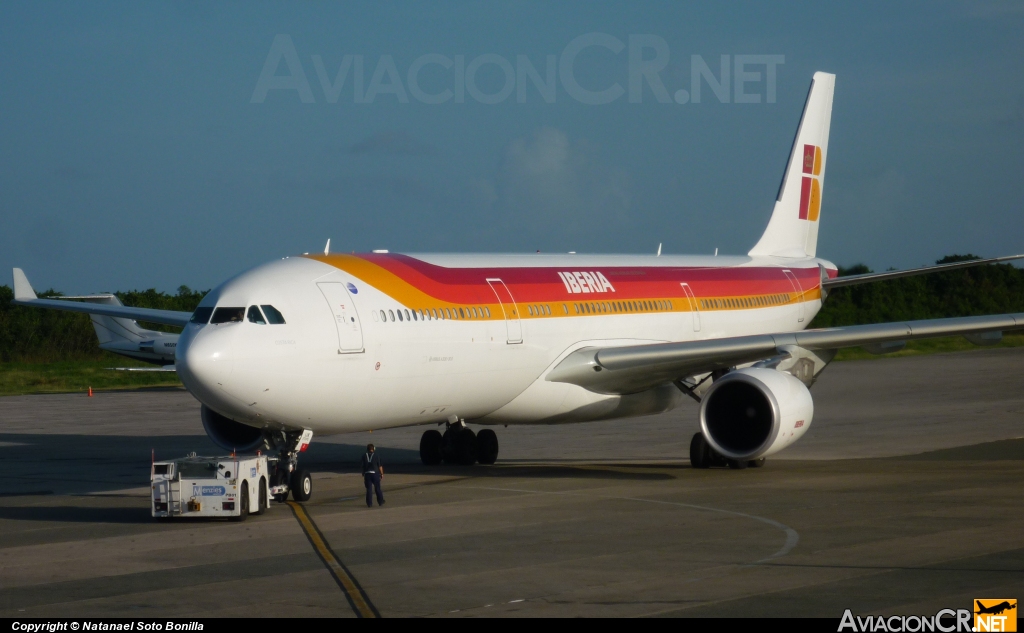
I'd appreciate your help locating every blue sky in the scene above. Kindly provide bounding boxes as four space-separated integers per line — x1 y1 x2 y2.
1 1 1022 293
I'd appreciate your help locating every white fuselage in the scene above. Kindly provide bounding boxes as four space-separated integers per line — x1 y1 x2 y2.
175 253 831 435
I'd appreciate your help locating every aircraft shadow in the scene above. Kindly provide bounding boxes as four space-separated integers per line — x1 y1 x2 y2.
0 505 153 524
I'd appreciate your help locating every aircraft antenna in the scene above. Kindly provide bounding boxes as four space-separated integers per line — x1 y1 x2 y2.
324 239 331 255
657 243 662 256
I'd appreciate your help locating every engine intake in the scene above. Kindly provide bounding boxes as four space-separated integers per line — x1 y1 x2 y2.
699 367 813 461
200 405 264 452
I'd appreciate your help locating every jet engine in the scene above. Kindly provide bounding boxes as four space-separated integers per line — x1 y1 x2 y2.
200 405 264 452
699 367 813 461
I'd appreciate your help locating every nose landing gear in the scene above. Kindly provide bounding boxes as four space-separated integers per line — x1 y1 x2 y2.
264 429 314 501
419 419 499 466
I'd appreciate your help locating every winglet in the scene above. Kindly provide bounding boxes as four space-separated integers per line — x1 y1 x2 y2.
12 268 37 301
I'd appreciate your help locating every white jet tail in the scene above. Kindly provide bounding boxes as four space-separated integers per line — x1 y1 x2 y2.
748 71 835 259
58 294 155 346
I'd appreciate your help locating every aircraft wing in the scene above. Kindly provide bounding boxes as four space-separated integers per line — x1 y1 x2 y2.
546 313 1024 395
822 253 1024 289
11 268 192 328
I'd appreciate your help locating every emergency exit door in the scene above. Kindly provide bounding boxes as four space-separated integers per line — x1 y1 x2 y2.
486 278 523 344
317 282 364 353
782 270 805 323
679 283 701 332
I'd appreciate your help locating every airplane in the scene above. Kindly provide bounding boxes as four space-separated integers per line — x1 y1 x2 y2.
53 293 178 368
975 600 1016 616
12 71 1024 501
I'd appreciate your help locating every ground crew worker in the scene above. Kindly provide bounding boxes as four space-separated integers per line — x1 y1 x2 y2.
362 443 385 507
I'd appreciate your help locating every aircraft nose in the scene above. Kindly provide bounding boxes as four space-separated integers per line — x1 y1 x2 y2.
176 326 234 398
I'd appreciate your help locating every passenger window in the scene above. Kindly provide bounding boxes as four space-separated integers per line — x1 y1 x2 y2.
247 306 267 324
389 309 395 322
211 307 244 324
398 310 404 322
261 305 286 324
413 310 418 321
190 306 214 324
444 308 451 319
459 308 465 319
380 310 387 322
405 309 411 321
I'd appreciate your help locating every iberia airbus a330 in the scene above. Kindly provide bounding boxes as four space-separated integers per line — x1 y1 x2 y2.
13 72 1024 502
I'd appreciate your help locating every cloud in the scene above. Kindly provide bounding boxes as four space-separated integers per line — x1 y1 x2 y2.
349 131 434 156
490 127 631 238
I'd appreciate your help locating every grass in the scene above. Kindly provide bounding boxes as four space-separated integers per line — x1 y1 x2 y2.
2 334 1023 396
0 353 183 396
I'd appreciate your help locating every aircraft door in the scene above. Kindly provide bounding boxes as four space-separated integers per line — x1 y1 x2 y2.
679 283 700 332
485 278 523 344
782 270 806 323
316 282 364 353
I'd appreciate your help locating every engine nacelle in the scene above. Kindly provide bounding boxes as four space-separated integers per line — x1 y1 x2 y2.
200 405 264 452
699 367 813 461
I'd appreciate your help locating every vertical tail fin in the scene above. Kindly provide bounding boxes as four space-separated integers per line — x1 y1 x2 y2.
58 295 154 346
749 72 835 258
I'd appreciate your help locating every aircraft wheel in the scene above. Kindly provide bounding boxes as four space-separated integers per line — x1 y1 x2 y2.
689 433 711 469
748 458 766 468
476 429 499 465
420 429 443 465
291 469 312 502
453 429 477 465
728 459 748 470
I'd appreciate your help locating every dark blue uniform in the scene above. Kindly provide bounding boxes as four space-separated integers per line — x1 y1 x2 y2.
362 451 384 507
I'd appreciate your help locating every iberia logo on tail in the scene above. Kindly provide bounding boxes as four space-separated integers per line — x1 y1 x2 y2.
799 144 822 222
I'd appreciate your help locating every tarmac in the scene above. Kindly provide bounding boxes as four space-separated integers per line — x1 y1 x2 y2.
1 347 1023 617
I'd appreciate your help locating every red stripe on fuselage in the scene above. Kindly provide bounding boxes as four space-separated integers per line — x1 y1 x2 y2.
357 253 820 305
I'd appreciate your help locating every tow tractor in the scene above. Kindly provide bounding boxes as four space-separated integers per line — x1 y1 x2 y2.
151 431 315 520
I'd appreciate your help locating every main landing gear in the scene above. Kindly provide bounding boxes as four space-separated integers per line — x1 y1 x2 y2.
420 419 499 466
264 429 314 502
689 433 766 470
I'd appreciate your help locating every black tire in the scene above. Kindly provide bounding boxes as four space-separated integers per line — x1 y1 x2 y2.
689 433 710 469
453 429 477 465
291 469 312 502
728 459 748 470
476 429 499 465
255 477 267 515
420 429 443 465
748 458 766 468
231 486 249 522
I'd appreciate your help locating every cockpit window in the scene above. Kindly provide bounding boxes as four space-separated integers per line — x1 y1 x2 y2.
247 306 267 324
190 307 213 324
210 307 244 324
260 305 286 324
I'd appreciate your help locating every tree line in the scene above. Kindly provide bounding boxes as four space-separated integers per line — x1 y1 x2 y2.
2 255 1023 362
